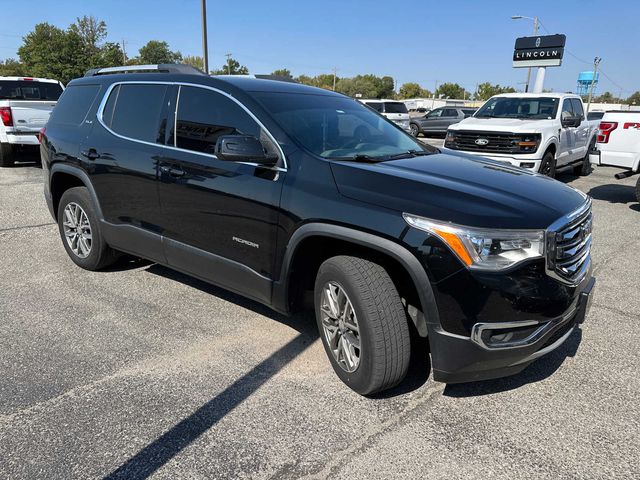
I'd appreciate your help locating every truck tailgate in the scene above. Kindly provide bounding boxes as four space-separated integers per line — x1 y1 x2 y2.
9 101 57 132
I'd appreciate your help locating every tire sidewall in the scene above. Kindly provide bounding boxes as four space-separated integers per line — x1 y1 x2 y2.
314 262 378 393
57 187 107 270
410 124 419 137
540 151 556 178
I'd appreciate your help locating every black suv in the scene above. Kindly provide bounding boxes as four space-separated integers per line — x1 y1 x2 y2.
41 64 595 395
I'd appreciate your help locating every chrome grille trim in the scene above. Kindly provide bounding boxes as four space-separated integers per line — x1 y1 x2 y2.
546 199 593 285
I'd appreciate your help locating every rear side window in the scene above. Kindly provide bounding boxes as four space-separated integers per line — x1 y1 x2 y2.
0 80 63 101
49 85 100 125
443 108 458 117
365 102 383 112
571 99 585 118
173 86 261 154
383 102 408 114
103 84 168 143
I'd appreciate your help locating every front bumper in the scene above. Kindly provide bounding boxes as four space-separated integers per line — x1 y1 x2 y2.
448 150 542 172
429 275 595 384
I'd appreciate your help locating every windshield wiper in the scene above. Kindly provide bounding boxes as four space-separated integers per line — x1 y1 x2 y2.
328 154 380 163
385 149 433 160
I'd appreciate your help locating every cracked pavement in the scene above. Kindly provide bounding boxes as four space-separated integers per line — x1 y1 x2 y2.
1 152 638 479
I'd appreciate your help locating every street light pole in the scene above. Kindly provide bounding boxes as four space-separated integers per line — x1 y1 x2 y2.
512 15 539 92
201 0 209 74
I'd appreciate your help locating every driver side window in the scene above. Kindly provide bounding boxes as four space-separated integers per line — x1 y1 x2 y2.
428 109 443 118
561 99 574 120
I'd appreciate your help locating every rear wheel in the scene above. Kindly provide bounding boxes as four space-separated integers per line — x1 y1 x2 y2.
540 151 556 178
409 123 420 137
575 138 595 176
57 187 118 270
314 256 411 395
0 143 15 167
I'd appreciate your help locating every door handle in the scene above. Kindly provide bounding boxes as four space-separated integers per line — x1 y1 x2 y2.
160 165 186 178
81 149 100 160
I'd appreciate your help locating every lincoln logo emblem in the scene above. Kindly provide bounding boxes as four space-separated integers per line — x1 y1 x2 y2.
535 37 541 47
475 138 489 146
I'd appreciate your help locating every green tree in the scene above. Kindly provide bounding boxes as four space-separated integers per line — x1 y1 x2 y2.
18 23 86 84
627 91 640 105
182 55 205 71
436 82 468 99
138 40 182 64
398 82 431 99
213 57 249 75
475 82 516 101
0 59 27 76
271 68 293 80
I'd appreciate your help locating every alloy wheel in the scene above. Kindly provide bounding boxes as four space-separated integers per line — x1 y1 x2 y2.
62 202 92 258
320 281 361 372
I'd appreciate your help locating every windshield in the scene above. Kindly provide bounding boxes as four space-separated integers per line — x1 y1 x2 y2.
475 97 559 119
253 92 428 160
0 81 63 101
384 102 408 114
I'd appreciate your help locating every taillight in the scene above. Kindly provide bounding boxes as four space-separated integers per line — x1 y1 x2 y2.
38 127 46 144
597 121 618 143
0 106 13 127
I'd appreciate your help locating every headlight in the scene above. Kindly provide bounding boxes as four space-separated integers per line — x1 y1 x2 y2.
403 213 545 270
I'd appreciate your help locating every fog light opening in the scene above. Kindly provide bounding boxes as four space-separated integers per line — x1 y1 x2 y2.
520 162 535 169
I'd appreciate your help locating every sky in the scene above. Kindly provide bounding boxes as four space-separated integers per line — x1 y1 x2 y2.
0 0 637 96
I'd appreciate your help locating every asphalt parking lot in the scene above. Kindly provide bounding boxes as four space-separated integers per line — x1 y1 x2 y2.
1 151 639 479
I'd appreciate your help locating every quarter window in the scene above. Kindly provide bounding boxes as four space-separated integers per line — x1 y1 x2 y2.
173 86 262 155
49 85 100 125
103 84 168 144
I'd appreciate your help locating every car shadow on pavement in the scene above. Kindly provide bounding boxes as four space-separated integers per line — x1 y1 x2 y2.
587 184 637 204
443 327 582 398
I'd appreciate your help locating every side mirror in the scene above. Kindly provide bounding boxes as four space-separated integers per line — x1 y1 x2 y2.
561 115 582 128
215 135 278 166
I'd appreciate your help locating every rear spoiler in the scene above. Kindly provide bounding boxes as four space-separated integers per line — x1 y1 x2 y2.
84 64 205 77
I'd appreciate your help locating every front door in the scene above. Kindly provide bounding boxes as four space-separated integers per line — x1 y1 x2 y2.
558 98 578 166
156 85 285 304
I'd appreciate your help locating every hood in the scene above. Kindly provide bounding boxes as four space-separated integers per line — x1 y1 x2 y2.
330 152 587 230
449 116 556 133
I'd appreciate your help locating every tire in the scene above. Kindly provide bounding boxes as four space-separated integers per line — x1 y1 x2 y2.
0 143 15 167
635 176 640 204
539 151 556 178
314 256 411 395
409 123 420 137
575 138 595 176
57 186 118 271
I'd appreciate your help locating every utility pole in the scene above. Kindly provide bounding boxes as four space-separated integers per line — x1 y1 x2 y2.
525 17 539 92
432 80 439 109
121 39 127 64
225 53 232 74
332 67 337 91
201 0 209 73
586 56 602 114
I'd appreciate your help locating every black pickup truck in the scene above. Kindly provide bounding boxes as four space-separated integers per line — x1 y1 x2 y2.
41 65 595 395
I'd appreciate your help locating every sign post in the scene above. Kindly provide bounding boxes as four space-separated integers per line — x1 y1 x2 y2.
513 34 566 93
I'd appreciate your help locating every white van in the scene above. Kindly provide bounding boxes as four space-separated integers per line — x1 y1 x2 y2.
0 76 64 166
359 99 411 132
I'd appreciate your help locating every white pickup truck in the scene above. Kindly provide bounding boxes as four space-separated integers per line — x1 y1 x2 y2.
445 93 599 177
589 111 640 203
0 76 64 167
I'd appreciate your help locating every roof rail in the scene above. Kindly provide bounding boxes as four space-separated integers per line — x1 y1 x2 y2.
84 64 205 77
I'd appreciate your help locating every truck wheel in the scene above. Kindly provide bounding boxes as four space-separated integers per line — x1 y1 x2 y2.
636 176 640 204
575 139 595 176
409 123 420 137
0 143 15 167
57 186 119 271
314 255 411 395
540 151 556 178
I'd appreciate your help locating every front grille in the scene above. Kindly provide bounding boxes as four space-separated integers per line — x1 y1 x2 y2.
445 130 539 154
547 202 592 284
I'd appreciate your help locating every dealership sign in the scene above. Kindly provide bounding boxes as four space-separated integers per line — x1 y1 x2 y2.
513 34 566 68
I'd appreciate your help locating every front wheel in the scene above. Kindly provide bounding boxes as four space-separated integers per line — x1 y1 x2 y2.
635 176 640 204
539 151 556 178
314 256 411 395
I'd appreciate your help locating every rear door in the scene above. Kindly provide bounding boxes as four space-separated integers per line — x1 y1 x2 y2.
443 108 462 129
156 85 286 303
0 80 63 132
87 82 170 260
558 98 577 165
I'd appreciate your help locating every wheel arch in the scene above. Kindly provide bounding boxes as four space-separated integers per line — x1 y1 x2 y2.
543 141 557 157
50 164 103 221
274 223 439 337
